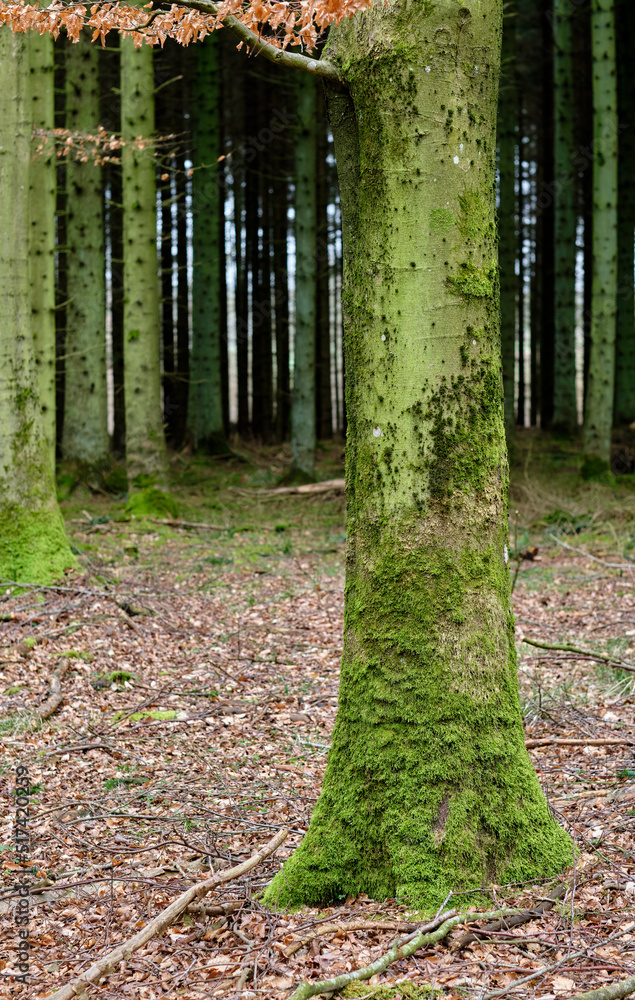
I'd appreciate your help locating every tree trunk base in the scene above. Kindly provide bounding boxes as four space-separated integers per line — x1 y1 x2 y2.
264 683 573 911
0 507 77 585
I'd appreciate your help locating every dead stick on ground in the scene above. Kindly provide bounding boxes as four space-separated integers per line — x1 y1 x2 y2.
285 920 420 958
286 908 523 1000
147 518 226 531
49 828 288 1000
38 661 70 722
523 637 635 673
547 533 633 570
567 976 635 1000
452 882 567 951
526 737 634 748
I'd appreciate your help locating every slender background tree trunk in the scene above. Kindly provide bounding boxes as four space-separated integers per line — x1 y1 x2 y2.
62 32 109 467
552 0 578 433
121 38 169 488
584 0 618 463
29 28 57 469
291 72 318 479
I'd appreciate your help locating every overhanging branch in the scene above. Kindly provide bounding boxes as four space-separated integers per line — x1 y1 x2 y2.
176 0 343 82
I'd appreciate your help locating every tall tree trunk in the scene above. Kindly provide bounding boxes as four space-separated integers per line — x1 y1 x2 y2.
188 35 228 454
161 169 176 440
316 92 333 441
272 155 291 441
108 163 126 454
174 147 190 447
29 29 57 469
540 0 556 429
498 2 517 429
62 32 109 467
518 139 528 425
614 0 635 426
265 0 571 911
584 0 618 463
121 38 169 488
0 27 76 584
291 72 318 479
552 0 578 433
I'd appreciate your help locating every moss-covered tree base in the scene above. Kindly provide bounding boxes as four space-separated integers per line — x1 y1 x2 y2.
0 508 77 584
264 748 571 912
263 531 573 913
125 487 179 519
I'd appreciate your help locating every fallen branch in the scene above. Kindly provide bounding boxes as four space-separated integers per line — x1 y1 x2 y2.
548 533 633 570
567 976 635 1000
452 882 567 951
49 828 288 1000
526 737 634 748
284 919 419 957
286 907 522 1000
38 662 70 721
232 478 345 498
523 637 635 673
147 518 226 531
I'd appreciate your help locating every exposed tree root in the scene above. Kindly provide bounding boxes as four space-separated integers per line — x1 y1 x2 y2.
49 829 288 1000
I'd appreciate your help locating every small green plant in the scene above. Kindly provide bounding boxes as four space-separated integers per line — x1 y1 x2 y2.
103 776 145 790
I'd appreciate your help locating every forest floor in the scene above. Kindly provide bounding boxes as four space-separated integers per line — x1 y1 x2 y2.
2 432 635 1000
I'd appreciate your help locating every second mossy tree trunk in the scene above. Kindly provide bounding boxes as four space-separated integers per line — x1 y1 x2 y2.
552 0 578 433
0 27 76 584
188 35 229 454
62 32 109 469
291 72 318 480
121 38 170 493
264 0 571 911
584 0 618 464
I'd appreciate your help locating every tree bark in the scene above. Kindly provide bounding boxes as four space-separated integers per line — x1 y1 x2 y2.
121 37 169 487
614 0 635 426
62 31 109 467
265 0 572 911
188 34 229 454
498 2 517 430
291 71 318 478
29 27 57 469
0 27 76 583
584 0 618 463
552 0 578 433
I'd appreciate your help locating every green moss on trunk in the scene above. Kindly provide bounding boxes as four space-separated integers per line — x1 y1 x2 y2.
264 0 571 911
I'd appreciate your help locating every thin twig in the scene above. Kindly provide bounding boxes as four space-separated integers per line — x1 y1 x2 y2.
285 919 420 957
523 637 635 673
547 533 633 570
525 737 635 748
